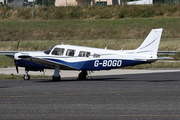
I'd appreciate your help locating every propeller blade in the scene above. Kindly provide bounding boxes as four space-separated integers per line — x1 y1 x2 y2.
14 60 19 74
16 65 19 74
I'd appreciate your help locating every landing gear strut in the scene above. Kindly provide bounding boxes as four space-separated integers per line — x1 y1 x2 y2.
52 66 61 81
78 70 87 80
23 71 30 80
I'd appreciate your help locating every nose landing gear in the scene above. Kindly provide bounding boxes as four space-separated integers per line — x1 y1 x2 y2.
23 71 30 80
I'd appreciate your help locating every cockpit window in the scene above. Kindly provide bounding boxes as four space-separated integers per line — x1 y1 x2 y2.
78 51 90 57
44 47 54 55
66 49 76 56
51 48 64 56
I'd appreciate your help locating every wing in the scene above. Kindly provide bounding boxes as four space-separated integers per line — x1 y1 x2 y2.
18 55 78 70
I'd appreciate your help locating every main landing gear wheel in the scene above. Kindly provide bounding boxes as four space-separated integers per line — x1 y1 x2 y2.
23 74 30 80
78 70 87 80
53 75 61 81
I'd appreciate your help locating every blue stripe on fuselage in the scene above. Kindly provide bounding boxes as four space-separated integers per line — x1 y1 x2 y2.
15 58 148 71
44 58 147 70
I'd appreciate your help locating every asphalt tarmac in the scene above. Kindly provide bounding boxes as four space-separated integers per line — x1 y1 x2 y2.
0 71 180 120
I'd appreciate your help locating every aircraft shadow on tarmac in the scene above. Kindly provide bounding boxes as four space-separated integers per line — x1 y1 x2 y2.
33 73 179 83
34 76 124 83
0 87 8 88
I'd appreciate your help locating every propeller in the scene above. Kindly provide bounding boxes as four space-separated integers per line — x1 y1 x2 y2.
14 41 20 74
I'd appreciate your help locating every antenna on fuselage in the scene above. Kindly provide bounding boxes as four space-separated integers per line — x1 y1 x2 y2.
105 43 110 50
121 45 126 51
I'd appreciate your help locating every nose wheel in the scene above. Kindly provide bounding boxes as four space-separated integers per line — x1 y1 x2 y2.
23 71 30 80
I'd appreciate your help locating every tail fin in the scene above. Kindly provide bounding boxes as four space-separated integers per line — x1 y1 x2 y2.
135 28 163 55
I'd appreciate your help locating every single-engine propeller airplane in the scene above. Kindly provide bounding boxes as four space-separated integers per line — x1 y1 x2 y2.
0 28 164 81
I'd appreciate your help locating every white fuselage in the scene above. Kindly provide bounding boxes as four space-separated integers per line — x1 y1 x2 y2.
14 44 157 71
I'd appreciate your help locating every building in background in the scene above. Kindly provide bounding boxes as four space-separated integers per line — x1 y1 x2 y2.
55 0 77 6
55 0 153 6
127 0 153 5
55 0 118 6
0 0 7 5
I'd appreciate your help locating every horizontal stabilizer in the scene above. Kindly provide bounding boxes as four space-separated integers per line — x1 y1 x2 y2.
158 57 173 60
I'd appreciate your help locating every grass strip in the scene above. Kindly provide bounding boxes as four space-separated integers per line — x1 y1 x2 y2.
0 18 180 41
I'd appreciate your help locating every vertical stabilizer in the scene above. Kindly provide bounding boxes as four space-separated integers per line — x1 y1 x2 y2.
135 28 163 55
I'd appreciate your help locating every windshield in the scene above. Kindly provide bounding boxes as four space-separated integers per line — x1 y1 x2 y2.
51 48 65 56
44 47 54 55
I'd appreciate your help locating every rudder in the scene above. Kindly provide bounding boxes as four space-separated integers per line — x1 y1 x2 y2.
135 28 163 55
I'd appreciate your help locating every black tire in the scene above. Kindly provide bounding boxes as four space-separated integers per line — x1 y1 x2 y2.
53 75 61 81
78 72 86 80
